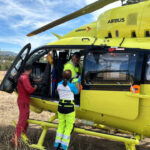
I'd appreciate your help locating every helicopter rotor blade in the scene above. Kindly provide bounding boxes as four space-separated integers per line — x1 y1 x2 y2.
27 0 123 37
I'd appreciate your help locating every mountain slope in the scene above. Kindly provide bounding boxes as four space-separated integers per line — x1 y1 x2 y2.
0 51 17 56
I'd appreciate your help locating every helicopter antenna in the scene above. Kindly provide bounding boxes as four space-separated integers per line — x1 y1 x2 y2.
27 0 125 37
121 0 124 5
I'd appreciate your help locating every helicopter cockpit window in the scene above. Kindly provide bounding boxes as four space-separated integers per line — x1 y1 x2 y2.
10 50 29 79
27 49 48 64
10 60 22 77
84 52 137 85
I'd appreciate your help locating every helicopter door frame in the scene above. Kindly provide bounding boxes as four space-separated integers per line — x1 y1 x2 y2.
143 53 150 84
80 46 144 120
25 45 89 100
0 43 31 93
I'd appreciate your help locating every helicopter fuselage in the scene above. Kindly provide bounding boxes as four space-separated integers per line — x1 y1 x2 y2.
26 45 150 138
61 0 150 49
29 83 150 137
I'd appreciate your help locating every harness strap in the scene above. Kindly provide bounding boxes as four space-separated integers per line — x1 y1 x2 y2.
60 99 74 103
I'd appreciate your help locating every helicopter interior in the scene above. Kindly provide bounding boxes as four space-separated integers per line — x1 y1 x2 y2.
26 48 84 103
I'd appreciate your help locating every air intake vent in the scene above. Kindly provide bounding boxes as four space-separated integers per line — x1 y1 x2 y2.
108 32 112 38
127 13 138 25
131 31 136 38
145 31 150 37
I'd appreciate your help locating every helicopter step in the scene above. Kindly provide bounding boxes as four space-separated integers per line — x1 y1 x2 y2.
12 114 141 150
12 114 58 150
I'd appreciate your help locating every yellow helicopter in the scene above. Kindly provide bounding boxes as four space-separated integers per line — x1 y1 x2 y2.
1 0 150 149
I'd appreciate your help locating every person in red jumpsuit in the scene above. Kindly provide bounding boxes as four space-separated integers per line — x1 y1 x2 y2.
11 64 37 148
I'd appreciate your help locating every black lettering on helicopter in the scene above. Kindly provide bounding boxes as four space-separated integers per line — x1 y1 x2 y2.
108 18 125 24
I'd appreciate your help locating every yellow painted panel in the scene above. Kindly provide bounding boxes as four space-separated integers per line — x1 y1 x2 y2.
97 1 145 38
80 90 139 120
94 38 124 47
64 22 97 38
29 93 150 136
121 38 150 49
94 37 150 50
47 37 95 46
139 1 150 37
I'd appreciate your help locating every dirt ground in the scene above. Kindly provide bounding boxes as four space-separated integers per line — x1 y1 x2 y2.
0 71 150 150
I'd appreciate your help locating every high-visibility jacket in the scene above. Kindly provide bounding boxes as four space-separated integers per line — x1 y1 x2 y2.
63 60 82 79
54 81 78 150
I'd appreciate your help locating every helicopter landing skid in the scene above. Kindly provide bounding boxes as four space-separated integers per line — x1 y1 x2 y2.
91 123 141 150
125 143 136 150
12 114 58 150
12 115 141 150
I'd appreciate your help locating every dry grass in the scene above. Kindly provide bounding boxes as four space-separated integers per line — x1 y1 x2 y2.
0 71 6 82
0 71 53 125
0 71 150 150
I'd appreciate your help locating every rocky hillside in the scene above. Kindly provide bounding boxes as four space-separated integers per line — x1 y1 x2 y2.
0 50 17 56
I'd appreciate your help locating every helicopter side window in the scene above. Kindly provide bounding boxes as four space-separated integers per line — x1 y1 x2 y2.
84 52 137 85
145 56 150 81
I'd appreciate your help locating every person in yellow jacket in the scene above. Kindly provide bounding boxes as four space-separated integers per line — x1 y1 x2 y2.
64 52 82 83
54 70 80 150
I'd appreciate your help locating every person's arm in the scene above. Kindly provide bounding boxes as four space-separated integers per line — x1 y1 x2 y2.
79 63 83 74
70 83 80 95
22 76 37 94
76 83 80 94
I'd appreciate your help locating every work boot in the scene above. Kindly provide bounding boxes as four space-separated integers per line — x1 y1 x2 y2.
54 143 64 150
55 147 64 150
9 142 20 150
10 138 21 150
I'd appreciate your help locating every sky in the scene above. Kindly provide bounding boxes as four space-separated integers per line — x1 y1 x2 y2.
0 0 122 53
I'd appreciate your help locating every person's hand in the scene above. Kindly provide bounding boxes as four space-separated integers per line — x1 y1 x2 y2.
76 83 81 93
34 85 38 89
33 78 42 82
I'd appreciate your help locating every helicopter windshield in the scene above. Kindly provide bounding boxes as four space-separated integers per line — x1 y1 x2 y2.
84 52 137 85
